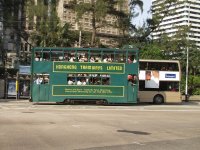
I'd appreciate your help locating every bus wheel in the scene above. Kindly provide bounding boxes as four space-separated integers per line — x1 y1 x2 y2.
153 95 164 104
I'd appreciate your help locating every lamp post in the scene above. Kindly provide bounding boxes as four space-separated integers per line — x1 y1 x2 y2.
185 0 190 102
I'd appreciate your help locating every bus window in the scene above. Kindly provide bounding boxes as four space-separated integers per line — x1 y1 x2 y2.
140 62 148 70
148 62 158 70
51 50 63 61
160 81 179 91
168 63 179 71
115 51 126 62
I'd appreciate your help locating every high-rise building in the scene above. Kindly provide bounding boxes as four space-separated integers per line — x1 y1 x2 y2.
57 0 129 47
152 0 200 49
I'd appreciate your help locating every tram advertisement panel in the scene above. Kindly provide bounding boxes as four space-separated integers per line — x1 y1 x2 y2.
52 85 124 97
53 62 125 74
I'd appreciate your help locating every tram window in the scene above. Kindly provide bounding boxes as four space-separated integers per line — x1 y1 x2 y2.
63 52 69 61
77 74 88 85
43 49 50 61
35 52 42 61
90 74 100 85
101 74 110 85
67 74 75 85
128 52 137 63
43 74 50 84
67 74 110 85
68 50 76 62
51 51 63 61
77 50 88 62
90 50 101 62
103 51 114 63
115 51 126 62
33 74 49 84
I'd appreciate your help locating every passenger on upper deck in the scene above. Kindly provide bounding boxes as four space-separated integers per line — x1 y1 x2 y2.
69 56 75 62
103 57 108 63
90 57 95 62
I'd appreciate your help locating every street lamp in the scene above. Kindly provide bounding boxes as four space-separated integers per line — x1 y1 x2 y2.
185 0 191 102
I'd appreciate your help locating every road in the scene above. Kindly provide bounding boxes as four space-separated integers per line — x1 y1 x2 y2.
0 100 200 150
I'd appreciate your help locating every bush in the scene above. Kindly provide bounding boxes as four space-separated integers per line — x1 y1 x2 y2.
181 75 200 95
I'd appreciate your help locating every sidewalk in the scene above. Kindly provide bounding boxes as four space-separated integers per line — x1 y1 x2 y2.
0 98 29 102
189 95 200 101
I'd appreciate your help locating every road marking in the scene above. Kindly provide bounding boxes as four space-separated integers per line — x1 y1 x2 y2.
72 125 81 128
132 141 145 145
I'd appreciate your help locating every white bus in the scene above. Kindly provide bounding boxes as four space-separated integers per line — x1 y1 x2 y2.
138 59 182 104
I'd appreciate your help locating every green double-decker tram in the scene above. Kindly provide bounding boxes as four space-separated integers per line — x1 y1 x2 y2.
31 47 139 104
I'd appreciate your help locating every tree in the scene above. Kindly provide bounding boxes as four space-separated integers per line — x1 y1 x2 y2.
25 0 79 47
65 0 143 47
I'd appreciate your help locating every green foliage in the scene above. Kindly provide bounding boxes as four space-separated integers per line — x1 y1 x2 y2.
139 43 165 59
181 75 200 95
25 0 78 47
66 0 143 47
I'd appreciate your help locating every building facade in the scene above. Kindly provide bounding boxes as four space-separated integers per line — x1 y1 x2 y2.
152 0 200 49
57 0 129 47
0 0 31 98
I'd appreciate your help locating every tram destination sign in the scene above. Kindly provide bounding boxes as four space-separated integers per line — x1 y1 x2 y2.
52 85 124 97
53 62 125 74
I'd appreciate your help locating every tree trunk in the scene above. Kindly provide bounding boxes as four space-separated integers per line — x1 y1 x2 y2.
91 0 96 46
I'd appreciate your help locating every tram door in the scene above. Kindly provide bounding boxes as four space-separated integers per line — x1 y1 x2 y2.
127 74 137 103
32 74 50 101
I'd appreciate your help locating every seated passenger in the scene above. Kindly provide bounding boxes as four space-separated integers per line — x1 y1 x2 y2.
161 67 166 71
90 57 95 62
59 56 64 61
69 57 75 62
79 56 85 62
77 80 82 85
94 55 101 62
128 57 132 63
81 79 86 85
35 57 39 61
35 76 43 84
103 57 108 63
68 78 74 85
108 57 112 62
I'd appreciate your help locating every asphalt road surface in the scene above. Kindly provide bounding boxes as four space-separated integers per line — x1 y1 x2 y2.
0 100 200 150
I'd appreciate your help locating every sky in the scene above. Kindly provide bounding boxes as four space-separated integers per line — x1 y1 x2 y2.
132 0 152 27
